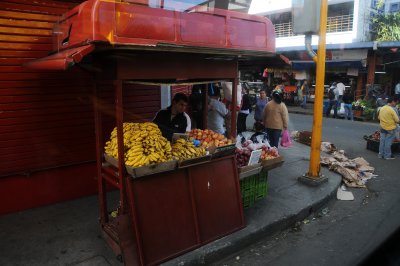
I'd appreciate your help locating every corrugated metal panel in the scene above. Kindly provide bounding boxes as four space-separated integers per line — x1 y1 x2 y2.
0 0 162 214
171 85 192 97
0 1 162 177
0 0 96 176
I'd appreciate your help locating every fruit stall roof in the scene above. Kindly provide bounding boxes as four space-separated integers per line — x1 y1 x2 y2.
24 0 290 71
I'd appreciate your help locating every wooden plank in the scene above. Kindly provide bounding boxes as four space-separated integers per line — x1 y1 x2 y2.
0 124 93 140
0 57 34 65
0 66 59 72
0 50 48 58
0 34 52 44
3 0 77 10
0 18 53 29
0 79 92 88
0 42 52 51
0 136 95 151
0 117 94 133
0 10 60 22
0 93 91 103
0 72 91 80
0 105 92 118
0 110 93 125
0 153 94 175
0 150 94 172
0 26 52 36
0 118 94 133
0 100 92 111
0 85 91 94
0 2 69 16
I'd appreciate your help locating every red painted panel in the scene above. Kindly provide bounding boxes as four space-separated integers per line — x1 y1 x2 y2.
53 0 275 54
130 170 199 265
116 4 175 41
190 157 244 242
229 18 268 49
0 163 97 215
180 12 225 45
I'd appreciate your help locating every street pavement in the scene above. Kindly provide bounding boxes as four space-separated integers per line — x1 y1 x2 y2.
213 111 400 266
0 105 395 266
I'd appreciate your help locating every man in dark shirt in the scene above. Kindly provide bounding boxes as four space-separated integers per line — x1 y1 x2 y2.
153 93 191 141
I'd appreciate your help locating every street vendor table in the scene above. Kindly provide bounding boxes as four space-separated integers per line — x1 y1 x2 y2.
24 1 285 265
102 155 243 265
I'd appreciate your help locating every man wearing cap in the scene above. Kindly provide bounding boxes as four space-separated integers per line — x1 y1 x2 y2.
378 97 399 160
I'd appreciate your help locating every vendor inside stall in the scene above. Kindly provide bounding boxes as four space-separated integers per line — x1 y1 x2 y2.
153 92 192 140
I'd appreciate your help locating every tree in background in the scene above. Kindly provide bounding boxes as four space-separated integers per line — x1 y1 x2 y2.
371 0 400 41
372 12 400 41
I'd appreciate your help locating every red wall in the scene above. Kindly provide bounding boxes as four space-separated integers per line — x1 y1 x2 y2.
0 0 161 214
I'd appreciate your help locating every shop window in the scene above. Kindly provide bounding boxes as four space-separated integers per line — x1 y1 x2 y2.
390 3 400 12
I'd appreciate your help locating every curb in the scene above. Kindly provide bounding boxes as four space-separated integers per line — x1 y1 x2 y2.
162 172 341 266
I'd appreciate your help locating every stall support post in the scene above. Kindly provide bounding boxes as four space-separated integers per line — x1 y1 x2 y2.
230 77 238 138
93 82 108 223
202 84 208 129
299 0 328 185
115 79 128 212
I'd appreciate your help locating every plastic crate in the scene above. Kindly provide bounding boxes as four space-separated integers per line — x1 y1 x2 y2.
364 136 399 153
254 171 268 200
239 171 268 208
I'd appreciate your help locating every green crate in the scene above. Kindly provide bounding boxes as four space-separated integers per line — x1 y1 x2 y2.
239 171 268 208
239 175 256 208
254 171 268 200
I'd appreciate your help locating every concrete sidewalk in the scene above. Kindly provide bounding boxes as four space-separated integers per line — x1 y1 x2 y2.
0 142 341 266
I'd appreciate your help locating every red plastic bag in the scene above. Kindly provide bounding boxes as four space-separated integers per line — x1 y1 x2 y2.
280 129 292 147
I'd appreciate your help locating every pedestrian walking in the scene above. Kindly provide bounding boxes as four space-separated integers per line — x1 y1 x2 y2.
237 87 251 134
207 87 229 135
342 89 354 120
395 81 400 99
263 89 289 148
325 82 338 118
336 80 345 104
254 89 268 123
378 97 399 160
300 80 310 108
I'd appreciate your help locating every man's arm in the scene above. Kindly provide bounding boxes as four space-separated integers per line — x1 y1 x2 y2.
282 104 289 129
184 112 191 132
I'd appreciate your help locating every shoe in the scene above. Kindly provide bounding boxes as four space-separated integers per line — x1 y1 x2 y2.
378 155 383 159
384 157 395 160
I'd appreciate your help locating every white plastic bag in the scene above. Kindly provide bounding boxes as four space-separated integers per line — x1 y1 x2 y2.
222 81 242 107
331 102 345 117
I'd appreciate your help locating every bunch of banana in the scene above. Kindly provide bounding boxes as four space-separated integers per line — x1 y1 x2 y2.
105 122 141 157
105 122 173 168
171 138 207 160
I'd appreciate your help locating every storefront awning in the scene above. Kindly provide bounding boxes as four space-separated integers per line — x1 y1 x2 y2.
24 44 95 71
291 60 365 70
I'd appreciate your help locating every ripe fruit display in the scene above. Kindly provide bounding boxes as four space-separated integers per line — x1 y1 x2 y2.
370 131 380 141
189 129 233 148
172 138 207 160
369 130 399 142
260 145 279 160
235 148 252 167
104 122 173 168
235 140 280 167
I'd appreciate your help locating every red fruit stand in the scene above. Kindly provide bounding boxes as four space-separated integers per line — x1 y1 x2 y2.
25 1 282 265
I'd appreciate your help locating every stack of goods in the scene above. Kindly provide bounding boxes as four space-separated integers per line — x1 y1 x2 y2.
369 131 400 142
235 147 252 167
104 122 173 168
364 130 400 153
171 138 207 160
235 140 280 167
189 129 234 148
260 145 280 160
